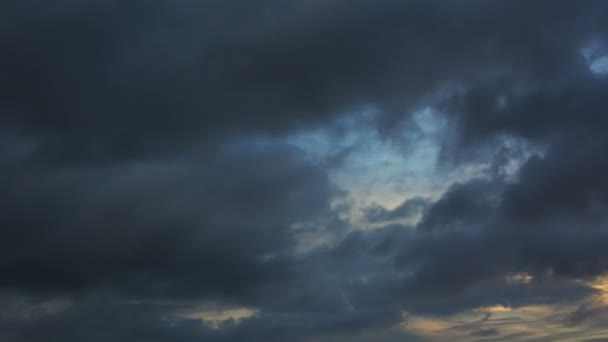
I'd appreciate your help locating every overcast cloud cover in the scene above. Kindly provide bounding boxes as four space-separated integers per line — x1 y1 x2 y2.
2 1 608 341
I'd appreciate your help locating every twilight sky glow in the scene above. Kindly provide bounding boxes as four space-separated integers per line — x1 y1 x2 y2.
2 1 608 341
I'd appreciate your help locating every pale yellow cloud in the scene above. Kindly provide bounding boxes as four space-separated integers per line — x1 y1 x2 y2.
182 307 258 329
401 299 608 341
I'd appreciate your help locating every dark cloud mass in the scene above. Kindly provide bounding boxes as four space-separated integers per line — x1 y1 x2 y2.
0 143 329 299
2 0 608 341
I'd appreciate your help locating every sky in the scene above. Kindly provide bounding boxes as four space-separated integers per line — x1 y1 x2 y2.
2 1 608 341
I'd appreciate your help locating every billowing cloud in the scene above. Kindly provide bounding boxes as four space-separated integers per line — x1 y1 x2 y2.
2 1 608 341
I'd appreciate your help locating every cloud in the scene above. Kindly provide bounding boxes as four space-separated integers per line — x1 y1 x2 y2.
364 197 430 223
416 179 501 231
0 141 331 300
470 328 500 337
3 0 608 341
1 0 604 161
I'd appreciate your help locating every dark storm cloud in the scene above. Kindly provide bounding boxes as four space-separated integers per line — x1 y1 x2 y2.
391 174 608 312
402 71 608 305
503 136 608 222
392 23 608 315
3 0 608 341
0 295 218 342
454 77 607 138
0 141 330 299
1 0 605 162
295 219 596 317
416 179 501 231
0 291 426 342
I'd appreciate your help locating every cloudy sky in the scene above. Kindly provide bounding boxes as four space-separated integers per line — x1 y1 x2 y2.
2 1 608 341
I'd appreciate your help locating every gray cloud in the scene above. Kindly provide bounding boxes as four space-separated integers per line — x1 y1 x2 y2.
1 0 604 161
364 197 430 223
0 141 330 300
2 0 608 341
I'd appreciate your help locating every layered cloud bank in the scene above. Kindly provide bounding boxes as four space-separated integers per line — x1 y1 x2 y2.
2 1 608 341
